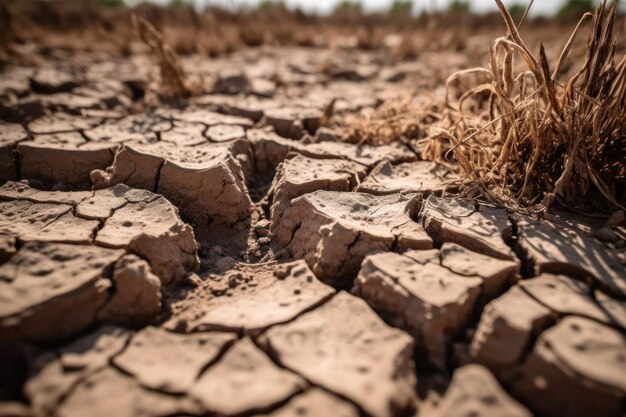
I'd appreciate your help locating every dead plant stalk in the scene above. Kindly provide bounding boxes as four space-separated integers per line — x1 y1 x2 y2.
445 0 626 213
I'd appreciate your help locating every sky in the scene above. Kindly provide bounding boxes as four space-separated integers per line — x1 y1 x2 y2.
148 0 573 16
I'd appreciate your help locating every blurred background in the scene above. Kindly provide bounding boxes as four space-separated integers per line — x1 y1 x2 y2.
1 0 624 63
134 0 573 16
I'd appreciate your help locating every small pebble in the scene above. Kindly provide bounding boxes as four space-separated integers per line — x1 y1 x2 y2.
596 227 618 243
607 210 625 227
216 256 236 270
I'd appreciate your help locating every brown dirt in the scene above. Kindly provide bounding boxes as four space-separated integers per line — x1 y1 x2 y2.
0 10 625 417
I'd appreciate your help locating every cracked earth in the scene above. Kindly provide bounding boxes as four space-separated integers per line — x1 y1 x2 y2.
0 47 625 417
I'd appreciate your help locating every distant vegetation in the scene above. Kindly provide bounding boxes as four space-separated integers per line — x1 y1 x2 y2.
507 3 527 20
257 0 289 12
15 0 619 18
168 0 194 9
332 1 363 14
557 0 595 16
92 0 126 6
447 0 470 14
389 0 412 15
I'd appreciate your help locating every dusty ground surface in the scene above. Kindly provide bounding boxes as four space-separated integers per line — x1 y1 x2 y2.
0 43 625 417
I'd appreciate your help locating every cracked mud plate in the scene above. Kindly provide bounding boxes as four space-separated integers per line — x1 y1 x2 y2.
1 45 625 417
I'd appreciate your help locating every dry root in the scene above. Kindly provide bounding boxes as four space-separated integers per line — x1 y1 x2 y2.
133 15 192 100
341 95 443 147
445 0 626 214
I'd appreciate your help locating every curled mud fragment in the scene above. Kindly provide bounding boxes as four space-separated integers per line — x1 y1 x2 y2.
250 388 360 417
196 94 282 123
259 292 417 417
30 68 81 94
96 140 253 230
353 251 482 369
268 154 367 227
113 326 236 394
0 181 199 285
25 326 132 416
470 286 554 370
510 316 626 417
514 215 626 299
520 274 626 330
155 107 254 128
357 161 457 196
177 260 335 335
275 190 432 285
0 68 33 99
431 364 532 417
97 255 162 328
17 141 118 189
35 93 114 115
57 367 202 417
0 122 28 184
191 337 306 416
27 113 102 135
71 80 132 110
354 244 520 369
262 106 322 139
95 195 199 284
420 195 516 260
248 128 416 176
0 242 122 342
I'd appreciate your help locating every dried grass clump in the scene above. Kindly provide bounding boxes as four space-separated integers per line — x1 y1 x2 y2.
342 95 442 146
445 0 626 213
133 15 192 100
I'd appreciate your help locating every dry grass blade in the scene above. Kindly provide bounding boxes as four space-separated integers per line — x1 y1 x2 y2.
341 96 438 146
133 15 191 100
445 0 626 214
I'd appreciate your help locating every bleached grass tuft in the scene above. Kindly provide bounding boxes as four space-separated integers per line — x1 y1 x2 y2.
445 0 625 214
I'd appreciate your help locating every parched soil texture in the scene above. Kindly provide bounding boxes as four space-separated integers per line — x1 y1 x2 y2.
0 43 625 417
